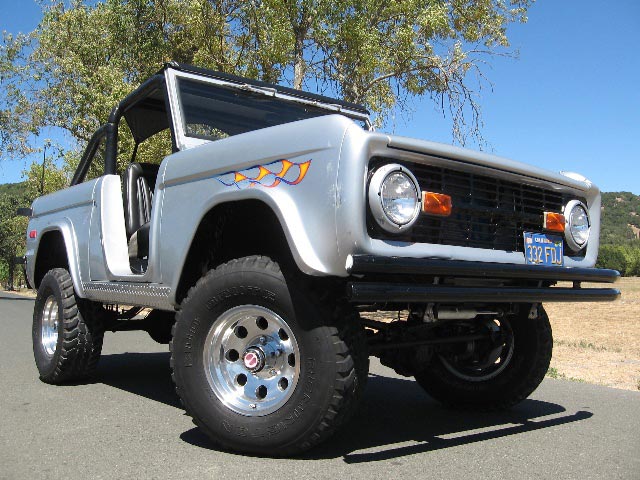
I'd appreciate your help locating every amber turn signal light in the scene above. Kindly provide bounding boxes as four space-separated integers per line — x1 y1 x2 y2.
422 192 452 217
544 212 565 232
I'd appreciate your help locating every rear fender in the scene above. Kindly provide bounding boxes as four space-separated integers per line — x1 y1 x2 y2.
29 222 85 296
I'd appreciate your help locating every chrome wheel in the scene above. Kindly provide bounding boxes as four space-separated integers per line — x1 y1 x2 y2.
41 295 59 357
439 318 515 382
203 305 300 416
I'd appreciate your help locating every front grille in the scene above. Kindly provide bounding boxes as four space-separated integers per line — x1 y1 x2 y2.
368 158 585 254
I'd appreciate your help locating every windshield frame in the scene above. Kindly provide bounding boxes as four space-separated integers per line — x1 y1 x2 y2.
164 68 371 150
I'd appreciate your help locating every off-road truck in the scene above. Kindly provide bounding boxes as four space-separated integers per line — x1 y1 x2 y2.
23 63 620 455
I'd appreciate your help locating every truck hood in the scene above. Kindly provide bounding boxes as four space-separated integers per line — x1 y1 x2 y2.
380 133 592 192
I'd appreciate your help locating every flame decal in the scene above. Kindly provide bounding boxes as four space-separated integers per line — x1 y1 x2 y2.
215 159 312 189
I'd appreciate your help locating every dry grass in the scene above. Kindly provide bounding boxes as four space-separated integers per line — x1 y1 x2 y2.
545 277 640 391
365 278 640 391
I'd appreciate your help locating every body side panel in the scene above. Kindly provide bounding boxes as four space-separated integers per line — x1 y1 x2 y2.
26 180 98 295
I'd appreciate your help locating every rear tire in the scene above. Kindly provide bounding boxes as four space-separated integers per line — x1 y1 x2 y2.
32 268 104 384
171 256 367 455
414 306 552 410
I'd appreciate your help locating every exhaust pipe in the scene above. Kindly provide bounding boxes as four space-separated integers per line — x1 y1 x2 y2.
435 307 499 321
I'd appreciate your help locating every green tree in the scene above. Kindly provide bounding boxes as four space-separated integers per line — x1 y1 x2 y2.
1 0 532 164
596 245 628 274
0 194 28 290
596 244 640 276
0 157 67 290
0 0 534 282
22 156 70 201
623 246 640 276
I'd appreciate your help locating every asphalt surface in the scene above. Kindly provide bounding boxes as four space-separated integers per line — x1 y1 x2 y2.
1 290 638 480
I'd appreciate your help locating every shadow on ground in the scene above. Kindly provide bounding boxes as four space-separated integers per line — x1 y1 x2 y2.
95 352 593 462
0 295 35 301
97 352 181 408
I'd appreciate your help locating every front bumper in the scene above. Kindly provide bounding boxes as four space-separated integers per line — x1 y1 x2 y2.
346 255 620 304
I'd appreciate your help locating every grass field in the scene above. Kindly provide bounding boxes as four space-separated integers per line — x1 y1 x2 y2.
6 278 640 391
545 277 640 391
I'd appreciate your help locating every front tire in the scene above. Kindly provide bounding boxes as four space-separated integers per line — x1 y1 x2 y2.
415 306 552 410
171 256 367 455
32 268 104 384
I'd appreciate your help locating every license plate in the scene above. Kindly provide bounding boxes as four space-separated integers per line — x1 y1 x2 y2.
523 232 564 266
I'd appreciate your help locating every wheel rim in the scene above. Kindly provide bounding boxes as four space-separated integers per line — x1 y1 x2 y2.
439 318 515 382
41 295 59 357
203 305 300 416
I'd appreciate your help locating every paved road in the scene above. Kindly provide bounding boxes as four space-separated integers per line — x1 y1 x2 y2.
1 291 638 480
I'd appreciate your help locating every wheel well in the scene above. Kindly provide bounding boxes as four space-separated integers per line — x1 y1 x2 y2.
175 200 294 304
34 230 69 288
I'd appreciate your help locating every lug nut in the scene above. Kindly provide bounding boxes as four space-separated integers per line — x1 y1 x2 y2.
259 336 267 345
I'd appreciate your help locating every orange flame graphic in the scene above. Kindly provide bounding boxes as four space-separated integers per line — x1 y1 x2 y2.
216 159 312 189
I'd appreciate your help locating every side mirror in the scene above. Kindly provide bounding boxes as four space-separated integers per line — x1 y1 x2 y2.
14 256 25 265
16 208 32 217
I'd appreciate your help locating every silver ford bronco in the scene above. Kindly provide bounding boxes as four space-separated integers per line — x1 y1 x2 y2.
24 63 619 455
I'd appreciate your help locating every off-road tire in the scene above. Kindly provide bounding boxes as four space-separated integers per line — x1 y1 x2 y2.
414 306 552 411
170 256 367 456
32 268 104 384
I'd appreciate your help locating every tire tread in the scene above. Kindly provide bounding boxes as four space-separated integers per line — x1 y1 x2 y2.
415 307 553 411
34 268 104 384
170 255 367 455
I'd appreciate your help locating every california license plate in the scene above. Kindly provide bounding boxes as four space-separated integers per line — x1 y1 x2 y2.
523 232 564 266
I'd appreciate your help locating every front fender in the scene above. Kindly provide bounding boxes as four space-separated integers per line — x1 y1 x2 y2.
158 115 357 302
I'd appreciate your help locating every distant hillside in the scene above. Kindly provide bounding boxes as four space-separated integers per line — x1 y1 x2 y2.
600 192 640 245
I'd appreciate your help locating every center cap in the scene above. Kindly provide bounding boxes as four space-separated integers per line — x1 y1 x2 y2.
243 347 265 372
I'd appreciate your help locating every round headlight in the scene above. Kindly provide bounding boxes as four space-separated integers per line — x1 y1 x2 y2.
565 200 590 251
368 164 421 233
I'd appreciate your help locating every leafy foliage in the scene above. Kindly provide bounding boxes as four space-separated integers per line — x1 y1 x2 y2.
0 191 28 289
0 0 533 165
595 245 640 276
0 160 68 289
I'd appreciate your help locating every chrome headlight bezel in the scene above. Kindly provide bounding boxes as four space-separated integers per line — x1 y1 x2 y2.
368 163 421 233
564 200 591 251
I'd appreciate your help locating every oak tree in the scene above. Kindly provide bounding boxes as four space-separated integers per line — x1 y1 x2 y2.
1 0 532 162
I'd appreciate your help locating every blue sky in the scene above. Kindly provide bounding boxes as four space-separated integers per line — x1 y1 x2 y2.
1 0 639 194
